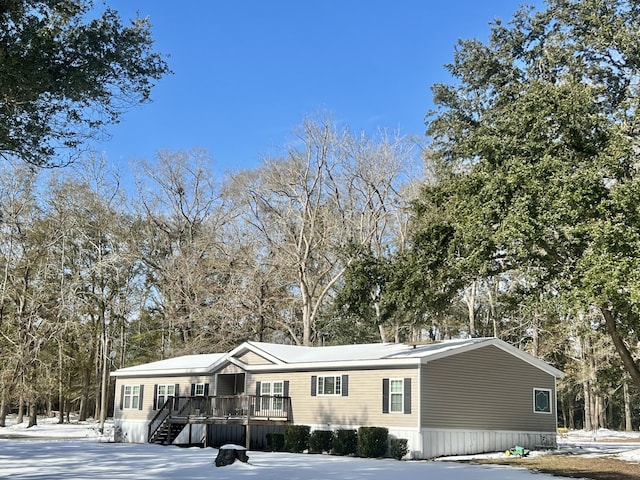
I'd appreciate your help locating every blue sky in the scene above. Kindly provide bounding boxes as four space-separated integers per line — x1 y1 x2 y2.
95 1 543 176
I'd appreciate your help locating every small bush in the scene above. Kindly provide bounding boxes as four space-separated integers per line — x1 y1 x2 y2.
309 430 333 453
332 429 357 456
284 425 310 453
390 437 408 460
266 432 285 451
357 426 388 458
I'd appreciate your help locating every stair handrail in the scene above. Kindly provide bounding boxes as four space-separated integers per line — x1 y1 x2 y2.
147 396 174 442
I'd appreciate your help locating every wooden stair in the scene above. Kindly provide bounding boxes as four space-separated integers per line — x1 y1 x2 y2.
149 420 185 445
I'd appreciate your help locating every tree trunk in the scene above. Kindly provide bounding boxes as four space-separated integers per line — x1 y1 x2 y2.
531 313 540 358
568 394 575 430
300 272 312 346
486 280 499 337
17 393 24 424
27 402 37 428
99 334 109 434
58 341 64 424
374 301 387 342
583 378 593 431
623 382 632 431
78 376 87 422
595 393 605 429
463 282 476 337
601 308 640 390
0 393 7 427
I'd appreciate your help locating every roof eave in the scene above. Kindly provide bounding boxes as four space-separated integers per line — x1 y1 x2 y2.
110 367 213 378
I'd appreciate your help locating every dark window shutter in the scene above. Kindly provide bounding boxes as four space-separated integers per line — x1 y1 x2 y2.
311 376 317 396
382 379 389 414
404 378 411 414
174 383 179 397
255 381 261 396
283 380 290 397
190 384 196 396
204 383 210 396
341 375 349 396
119 385 124 410
153 384 158 410
138 385 144 411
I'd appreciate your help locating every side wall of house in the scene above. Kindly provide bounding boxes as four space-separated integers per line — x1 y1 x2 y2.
419 345 558 457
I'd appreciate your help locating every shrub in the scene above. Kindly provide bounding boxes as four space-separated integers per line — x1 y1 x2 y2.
284 425 310 453
357 426 388 458
309 430 333 453
266 432 285 451
332 429 357 456
390 437 408 460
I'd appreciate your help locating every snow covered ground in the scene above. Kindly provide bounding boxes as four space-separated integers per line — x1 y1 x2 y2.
1 416 639 480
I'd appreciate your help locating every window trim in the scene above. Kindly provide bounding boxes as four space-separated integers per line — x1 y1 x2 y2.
389 378 404 413
259 380 285 411
123 384 142 410
382 378 411 415
156 384 176 409
316 375 342 396
533 387 552 414
194 383 206 396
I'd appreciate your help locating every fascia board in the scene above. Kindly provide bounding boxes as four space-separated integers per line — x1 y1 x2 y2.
110 367 213 378
492 340 565 378
242 341 287 365
223 341 285 366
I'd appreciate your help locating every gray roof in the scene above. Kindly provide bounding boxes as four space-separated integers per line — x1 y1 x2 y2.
111 353 225 377
112 337 564 378
244 337 488 363
238 337 563 378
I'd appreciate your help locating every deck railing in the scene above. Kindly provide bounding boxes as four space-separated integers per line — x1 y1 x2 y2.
174 394 291 421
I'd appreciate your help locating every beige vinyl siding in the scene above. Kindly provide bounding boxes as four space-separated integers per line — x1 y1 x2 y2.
113 374 214 421
235 351 274 365
215 363 245 375
248 367 419 428
421 345 557 431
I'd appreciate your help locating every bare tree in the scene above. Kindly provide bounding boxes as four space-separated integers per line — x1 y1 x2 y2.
230 117 417 345
133 149 232 354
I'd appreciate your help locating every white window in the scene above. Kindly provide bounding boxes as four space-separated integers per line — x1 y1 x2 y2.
156 384 176 409
260 381 284 411
317 375 341 396
194 383 206 396
272 381 284 410
123 385 140 410
389 379 404 413
533 388 552 414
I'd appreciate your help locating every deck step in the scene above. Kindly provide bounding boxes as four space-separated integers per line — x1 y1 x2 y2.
149 422 186 445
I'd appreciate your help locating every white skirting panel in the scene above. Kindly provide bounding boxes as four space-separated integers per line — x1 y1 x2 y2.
113 419 149 443
420 428 557 459
174 423 206 445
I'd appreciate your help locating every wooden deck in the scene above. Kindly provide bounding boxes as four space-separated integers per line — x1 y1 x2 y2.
148 395 291 445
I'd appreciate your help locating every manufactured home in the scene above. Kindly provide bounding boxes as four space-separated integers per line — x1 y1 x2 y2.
111 337 564 459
